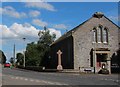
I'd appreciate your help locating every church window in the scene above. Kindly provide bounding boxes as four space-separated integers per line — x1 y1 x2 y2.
92 28 97 43
103 27 108 43
97 26 102 43
92 25 108 44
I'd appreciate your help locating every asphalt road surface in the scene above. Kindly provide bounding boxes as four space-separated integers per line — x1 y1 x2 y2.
2 68 120 86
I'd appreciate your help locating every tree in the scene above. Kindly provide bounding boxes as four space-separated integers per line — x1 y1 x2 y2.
38 27 56 46
25 26 56 67
38 27 56 67
0 50 6 64
16 53 24 65
25 42 41 66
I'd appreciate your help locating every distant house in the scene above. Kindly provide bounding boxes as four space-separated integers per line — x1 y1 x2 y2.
49 12 120 74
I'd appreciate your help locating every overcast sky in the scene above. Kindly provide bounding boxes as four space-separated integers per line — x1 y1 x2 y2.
0 1 119 62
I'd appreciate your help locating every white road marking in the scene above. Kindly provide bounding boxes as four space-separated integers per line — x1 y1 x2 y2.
35 80 40 83
24 78 28 81
114 80 119 82
15 77 19 79
104 78 108 80
30 79 34 82
100 78 120 84
6 75 68 85
46 81 55 85
40 80 68 85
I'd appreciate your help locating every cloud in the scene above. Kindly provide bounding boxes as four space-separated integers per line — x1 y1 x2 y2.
0 23 39 41
29 10 40 17
0 39 2 49
0 6 27 18
48 28 61 39
10 23 40 40
23 22 32 27
0 24 17 39
1 23 61 41
53 24 68 29
32 19 48 27
25 2 56 11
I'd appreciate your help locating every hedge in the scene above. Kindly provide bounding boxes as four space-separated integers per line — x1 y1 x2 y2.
16 65 45 72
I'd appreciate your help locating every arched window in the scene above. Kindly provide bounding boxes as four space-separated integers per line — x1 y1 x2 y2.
103 27 108 43
97 26 102 43
92 25 108 44
92 28 97 43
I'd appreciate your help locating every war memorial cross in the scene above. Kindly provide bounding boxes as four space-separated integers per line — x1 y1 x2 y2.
57 50 63 70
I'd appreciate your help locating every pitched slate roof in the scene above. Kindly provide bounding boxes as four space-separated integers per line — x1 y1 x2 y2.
51 12 120 46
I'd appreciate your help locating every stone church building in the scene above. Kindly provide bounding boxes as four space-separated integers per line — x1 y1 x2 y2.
49 12 120 73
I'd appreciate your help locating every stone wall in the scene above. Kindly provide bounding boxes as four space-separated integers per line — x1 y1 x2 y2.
118 28 120 49
73 15 119 70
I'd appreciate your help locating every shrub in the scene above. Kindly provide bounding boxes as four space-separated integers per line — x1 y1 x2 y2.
16 65 44 72
25 66 44 71
98 68 109 74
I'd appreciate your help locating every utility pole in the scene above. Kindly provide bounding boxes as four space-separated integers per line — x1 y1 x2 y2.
13 44 15 66
23 38 26 67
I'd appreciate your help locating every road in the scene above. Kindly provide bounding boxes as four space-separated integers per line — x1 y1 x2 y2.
2 68 120 86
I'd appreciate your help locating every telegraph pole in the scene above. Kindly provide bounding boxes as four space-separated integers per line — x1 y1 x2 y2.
13 44 16 66
23 38 26 67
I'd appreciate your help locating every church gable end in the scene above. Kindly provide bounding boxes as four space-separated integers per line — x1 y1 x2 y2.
50 12 119 74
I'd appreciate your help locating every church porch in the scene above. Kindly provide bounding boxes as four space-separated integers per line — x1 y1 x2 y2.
92 48 111 74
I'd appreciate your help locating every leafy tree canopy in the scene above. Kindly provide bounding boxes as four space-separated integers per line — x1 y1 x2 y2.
16 53 24 65
25 27 56 66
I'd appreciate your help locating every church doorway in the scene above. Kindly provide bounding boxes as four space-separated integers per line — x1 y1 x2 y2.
96 53 108 68
92 48 111 73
